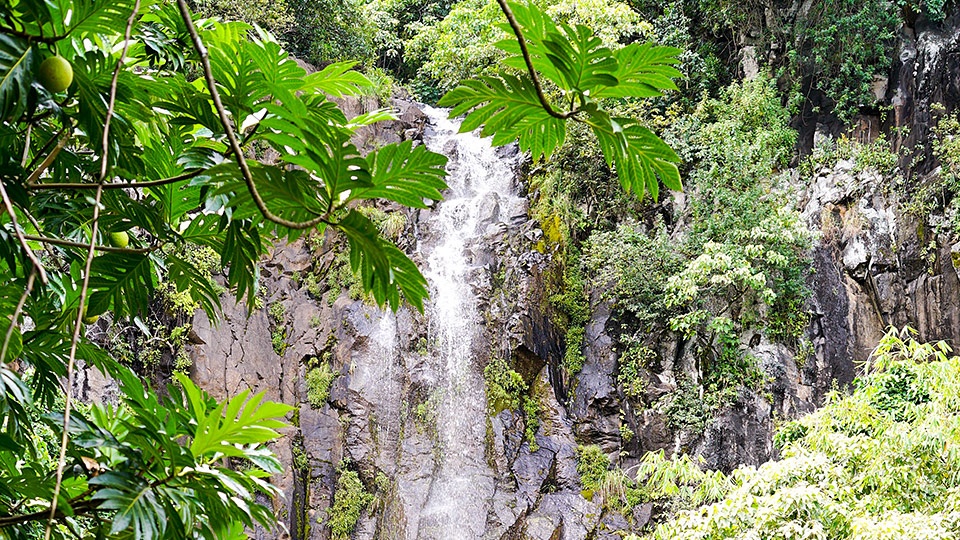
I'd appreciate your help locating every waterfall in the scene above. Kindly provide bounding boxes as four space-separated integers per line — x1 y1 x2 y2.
410 106 524 539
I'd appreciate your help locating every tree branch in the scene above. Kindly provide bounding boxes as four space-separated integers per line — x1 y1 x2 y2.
0 182 49 285
0 25 61 45
23 234 153 254
493 0 577 120
0 499 99 528
176 0 330 231
25 131 69 186
29 168 202 191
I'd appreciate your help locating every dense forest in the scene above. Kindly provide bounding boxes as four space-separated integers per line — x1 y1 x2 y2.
2 0 960 538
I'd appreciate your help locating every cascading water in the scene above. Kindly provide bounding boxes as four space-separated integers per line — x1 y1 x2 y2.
409 106 525 539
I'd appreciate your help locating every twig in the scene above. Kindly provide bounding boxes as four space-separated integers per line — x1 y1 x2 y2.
44 3 141 537
23 123 71 174
0 270 35 364
176 0 329 231
25 133 68 186
0 500 99 528
20 124 31 167
23 234 153 254
0 181 48 285
493 0 576 120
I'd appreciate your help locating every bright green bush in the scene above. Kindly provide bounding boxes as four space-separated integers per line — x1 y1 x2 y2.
484 355 527 413
406 0 648 95
576 444 611 490
583 220 681 326
649 327 960 540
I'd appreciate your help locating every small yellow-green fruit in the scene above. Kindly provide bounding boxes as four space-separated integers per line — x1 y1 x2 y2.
81 306 99 325
38 55 73 93
108 231 129 249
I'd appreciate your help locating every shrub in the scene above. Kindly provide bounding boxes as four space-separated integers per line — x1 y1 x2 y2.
483 355 527 413
653 327 960 539
576 444 611 490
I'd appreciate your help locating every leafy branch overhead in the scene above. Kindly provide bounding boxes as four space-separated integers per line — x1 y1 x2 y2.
0 0 451 536
438 0 683 199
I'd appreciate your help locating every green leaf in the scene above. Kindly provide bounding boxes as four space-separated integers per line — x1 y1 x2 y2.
337 210 429 311
91 472 166 540
353 140 449 208
588 111 681 199
0 34 38 121
305 61 373 97
64 0 150 39
86 251 157 318
593 43 683 99
166 253 222 318
541 25 618 92
438 74 567 162
178 373 291 459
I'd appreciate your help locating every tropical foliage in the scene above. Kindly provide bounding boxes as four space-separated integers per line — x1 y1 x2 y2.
646 327 960 540
437 0 683 200
0 0 449 536
0 0 685 537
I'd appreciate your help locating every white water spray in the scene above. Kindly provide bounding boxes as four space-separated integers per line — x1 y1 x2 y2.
413 106 524 539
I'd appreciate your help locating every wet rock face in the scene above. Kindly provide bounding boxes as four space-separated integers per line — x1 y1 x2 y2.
802 162 960 359
890 11 960 173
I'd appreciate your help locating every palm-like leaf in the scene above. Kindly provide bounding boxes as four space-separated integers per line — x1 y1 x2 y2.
593 43 683 99
305 61 373 97
353 140 449 208
0 35 38 121
338 210 429 312
86 252 157 318
588 112 681 199
438 74 567 162
542 25 618 92
91 472 166 539
440 0 683 199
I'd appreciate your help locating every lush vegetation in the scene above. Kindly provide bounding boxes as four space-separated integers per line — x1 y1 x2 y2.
645 328 960 539
0 0 447 536
0 0 687 536
5 0 959 537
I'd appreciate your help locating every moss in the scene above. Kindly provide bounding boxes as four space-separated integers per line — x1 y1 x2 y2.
522 394 541 451
575 444 610 490
327 462 374 540
562 325 585 375
272 327 288 356
305 362 337 408
483 354 527 414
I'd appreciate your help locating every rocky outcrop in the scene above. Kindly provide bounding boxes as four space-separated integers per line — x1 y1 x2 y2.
888 10 960 173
